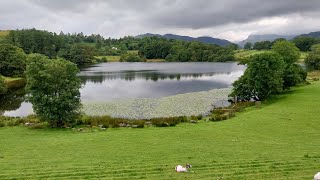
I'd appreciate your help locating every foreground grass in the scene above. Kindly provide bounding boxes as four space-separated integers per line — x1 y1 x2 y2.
1 83 320 179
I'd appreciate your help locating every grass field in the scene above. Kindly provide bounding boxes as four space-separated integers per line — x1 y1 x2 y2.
95 56 121 62
234 50 270 60
1 76 25 89
0 81 319 179
235 50 309 62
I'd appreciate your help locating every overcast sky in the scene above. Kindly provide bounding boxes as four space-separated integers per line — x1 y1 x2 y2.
1 0 320 42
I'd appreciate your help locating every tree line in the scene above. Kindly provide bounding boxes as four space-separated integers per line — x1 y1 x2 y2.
138 36 235 62
244 36 320 52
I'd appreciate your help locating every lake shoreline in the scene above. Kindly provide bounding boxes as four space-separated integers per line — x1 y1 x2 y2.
83 88 232 119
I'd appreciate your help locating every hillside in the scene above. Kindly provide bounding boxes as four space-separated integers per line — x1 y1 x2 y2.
238 34 296 47
136 33 232 46
297 31 320 38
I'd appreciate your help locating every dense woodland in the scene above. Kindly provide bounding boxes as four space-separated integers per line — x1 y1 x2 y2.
2 29 235 65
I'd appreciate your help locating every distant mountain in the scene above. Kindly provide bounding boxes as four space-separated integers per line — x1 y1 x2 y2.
136 33 232 46
238 34 296 47
296 31 320 38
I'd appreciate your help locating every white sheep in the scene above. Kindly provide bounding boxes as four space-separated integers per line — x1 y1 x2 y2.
175 164 192 172
315 172 320 180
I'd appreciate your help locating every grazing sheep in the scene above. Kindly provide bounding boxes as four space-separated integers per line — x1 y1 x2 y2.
315 172 320 180
175 164 192 172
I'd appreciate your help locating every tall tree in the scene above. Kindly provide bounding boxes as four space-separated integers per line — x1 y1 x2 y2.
0 44 27 77
292 36 318 52
272 40 300 64
244 42 252 50
306 44 320 70
272 41 306 89
230 52 285 101
26 54 81 127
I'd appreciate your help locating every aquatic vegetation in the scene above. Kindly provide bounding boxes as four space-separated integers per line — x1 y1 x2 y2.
83 88 231 119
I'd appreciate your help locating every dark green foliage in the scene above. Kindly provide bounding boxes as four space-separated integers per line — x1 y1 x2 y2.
0 77 7 95
139 37 234 62
231 40 307 101
230 53 285 101
306 44 320 70
283 64 307 89
0 88 25 111
244 42 252 50
272 41 300 64
25 54 81 127
253 41 272 50
0 44 26 77
120 53 143 62
58 44 96 64
6 29 65 58
292 36 319 52
226 43 238 50
272 41 306 89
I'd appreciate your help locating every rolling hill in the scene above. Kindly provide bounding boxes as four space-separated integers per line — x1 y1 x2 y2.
296 31 320 38
238 34 296 47
136 33 232 46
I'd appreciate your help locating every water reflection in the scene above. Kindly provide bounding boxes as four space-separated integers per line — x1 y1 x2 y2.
0 89 26 116
79 72 232 83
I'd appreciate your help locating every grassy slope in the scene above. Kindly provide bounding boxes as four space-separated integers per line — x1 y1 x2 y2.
0 82 319 179
235 50 309 62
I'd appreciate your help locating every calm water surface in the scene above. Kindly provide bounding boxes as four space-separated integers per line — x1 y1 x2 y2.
2 62 245 116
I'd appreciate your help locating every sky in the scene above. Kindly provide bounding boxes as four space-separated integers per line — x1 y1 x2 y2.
1 0 320 42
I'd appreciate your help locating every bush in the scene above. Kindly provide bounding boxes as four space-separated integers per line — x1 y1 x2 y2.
0 76 7 95
131 120 145 128
0 122 5 127
0 44 26 77
120 53 142 62
29 123 45 129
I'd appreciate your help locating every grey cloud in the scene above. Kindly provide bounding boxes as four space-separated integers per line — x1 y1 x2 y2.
148 0 320 29
1 0 320 41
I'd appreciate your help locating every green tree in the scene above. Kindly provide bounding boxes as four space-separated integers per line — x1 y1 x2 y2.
230 53 285 101
253 41 272 50
272 41 306 88
58 44 96 65
244 42 252 50
120 53 143 62
26 54 81 127
306 44 320 70
226 43 238 50
272 40 300 64
0 44 27 77
292 36 318 52
0 76 7 95
282 64 307 88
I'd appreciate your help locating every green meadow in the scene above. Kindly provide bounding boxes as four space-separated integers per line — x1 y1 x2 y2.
0 81 319 179
235 50 309 62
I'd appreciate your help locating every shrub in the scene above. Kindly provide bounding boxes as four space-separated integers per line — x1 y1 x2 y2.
0 122 5 127
131 120 145 128
29 123 45 129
